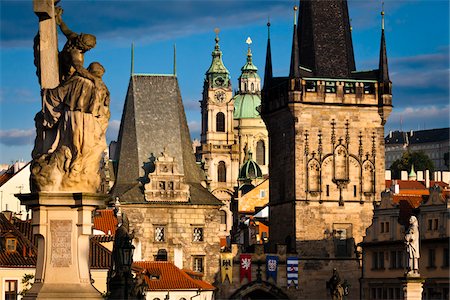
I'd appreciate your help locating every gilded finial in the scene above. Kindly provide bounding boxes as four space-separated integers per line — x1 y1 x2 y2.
214 27 220 44
350 18 353 32
293 5 298 26
381 1 385 30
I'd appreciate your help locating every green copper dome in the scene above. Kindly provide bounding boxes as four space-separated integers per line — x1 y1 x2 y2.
233 94 261 119
238 152 263 181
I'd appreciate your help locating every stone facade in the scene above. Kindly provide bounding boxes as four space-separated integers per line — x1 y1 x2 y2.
361 184 449 300
123 205 221 283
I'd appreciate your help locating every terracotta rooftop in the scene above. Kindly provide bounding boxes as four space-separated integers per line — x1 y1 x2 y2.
392 194 425 208
386 180 449 191
0 212 111 269
93 209 118 235
0 213 37 267
133 261 215 291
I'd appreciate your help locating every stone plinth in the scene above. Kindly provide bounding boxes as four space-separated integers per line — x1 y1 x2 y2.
401 275 424 300
17 192 107 299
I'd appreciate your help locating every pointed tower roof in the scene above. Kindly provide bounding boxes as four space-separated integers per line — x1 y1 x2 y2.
241 37 259 74
289 6 300 79
112 75 221 206
263 20 273 87
298 0 356 78
378 7 390 83
206 29 230 76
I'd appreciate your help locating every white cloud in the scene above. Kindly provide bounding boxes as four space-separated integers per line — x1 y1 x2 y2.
0 128 35 146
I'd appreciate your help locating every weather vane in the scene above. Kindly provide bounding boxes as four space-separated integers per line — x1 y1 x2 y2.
246 37 252 46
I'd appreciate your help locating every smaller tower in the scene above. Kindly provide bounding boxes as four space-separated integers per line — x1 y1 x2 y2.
233 37 269 174
198 29 239 240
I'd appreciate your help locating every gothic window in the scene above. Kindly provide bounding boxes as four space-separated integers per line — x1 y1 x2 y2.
155 249 168 261
220 211 227 225
193 256 204 273
216 112 225 132
193 227 204 242
325 81 336 93
335 146 348 180
363 162 375 193
218 161 226 182
256 140 265 165
154 226 165 242
308 161 320 192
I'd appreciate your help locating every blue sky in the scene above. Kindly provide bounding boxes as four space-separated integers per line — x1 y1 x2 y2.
0 0 449 164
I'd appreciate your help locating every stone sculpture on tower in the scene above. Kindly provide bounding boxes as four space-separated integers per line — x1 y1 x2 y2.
17 1 109 299
31 2 110 193
405 216 420 276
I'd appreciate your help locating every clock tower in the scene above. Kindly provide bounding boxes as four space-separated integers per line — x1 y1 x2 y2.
198 30 239 237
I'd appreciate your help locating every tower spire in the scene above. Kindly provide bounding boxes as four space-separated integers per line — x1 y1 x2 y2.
173 43 177 76
378 1 391 94
263 18 273 88
289 5 300 79
130 42 135 76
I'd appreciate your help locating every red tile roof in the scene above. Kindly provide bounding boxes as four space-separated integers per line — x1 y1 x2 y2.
0 213 111 269
0 213 37 267
93 209 118 235
89 238 112 269
385 180 449 191
133 261 215 291
392 194 425 208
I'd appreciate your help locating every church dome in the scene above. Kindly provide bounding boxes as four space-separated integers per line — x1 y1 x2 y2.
233 94 261 119
238 152 263 181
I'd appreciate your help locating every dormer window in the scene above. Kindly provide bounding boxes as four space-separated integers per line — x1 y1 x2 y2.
6 238 17 253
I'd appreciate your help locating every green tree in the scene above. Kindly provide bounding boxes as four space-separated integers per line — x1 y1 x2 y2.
390 151 435 179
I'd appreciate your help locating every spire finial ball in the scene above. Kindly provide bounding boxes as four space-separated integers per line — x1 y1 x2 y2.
293 5 298 11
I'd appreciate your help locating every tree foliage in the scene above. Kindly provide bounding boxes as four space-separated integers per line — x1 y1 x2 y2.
390 151 435 179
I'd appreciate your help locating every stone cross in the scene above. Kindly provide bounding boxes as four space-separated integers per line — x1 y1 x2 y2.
34 0 59 89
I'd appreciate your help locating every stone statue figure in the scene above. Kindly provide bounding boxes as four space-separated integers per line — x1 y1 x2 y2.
31 3 109 193
405 215 420 276
327 269 350 300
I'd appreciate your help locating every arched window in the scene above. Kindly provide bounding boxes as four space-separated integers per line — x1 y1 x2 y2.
220 210 227 225
251 82 254 91
218 161 226 182
256 140 265 165
216 112 225 132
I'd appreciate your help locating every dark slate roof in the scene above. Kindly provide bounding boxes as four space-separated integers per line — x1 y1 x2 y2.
385 128 449 145
89 238 112 269
112 75 221 206
298 0 356 78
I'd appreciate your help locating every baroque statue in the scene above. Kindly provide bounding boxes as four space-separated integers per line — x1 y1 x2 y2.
327 268 349 300
31 2 110 193
405 215 420 276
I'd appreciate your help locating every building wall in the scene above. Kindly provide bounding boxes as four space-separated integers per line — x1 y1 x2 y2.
0 268 34 300
0 164 30 219
123 205 221 283
91 269 108 295
362 188 449 300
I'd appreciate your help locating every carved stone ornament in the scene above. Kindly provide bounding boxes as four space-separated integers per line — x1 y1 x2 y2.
144 149 190 202
31 2 110 193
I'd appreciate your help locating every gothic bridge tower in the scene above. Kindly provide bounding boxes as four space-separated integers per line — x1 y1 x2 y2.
261 1 392 298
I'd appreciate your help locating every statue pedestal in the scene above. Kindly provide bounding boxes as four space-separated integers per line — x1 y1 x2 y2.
17 193 107 299
401 275 424 300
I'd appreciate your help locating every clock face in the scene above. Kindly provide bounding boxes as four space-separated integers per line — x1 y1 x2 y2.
215 91 225 103
214 77 225 86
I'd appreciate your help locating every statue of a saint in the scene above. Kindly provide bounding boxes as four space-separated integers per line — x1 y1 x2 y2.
327 268 344 300
405 215 420 276
31 3 110 193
